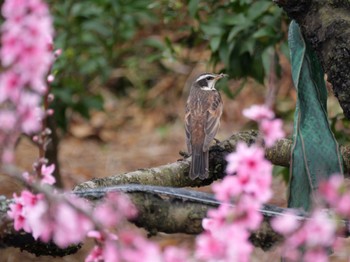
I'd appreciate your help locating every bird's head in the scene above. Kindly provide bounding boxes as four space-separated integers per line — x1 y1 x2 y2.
194 73 228 91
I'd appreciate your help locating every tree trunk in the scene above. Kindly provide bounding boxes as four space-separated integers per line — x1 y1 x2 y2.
274 0 350 119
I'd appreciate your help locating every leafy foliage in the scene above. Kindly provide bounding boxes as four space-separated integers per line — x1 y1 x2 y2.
46 0 290 130
189 0 288 83
48 0 157 129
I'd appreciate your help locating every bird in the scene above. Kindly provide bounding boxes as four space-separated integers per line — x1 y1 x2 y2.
185 72 226 180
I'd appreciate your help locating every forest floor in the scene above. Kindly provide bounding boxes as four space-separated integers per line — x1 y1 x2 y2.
2 53 348 261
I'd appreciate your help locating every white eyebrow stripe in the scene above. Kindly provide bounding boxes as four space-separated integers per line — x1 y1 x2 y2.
200 86 215 91
196 74 215 82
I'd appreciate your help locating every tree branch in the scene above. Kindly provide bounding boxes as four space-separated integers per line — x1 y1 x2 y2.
75 185 290 251
2 131 350 256
0 185 294 252
274 0 350 119
2 185 349 254
0 196 81 256
75 130 350 192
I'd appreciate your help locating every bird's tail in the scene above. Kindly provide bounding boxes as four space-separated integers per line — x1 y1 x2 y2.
190 145 209 180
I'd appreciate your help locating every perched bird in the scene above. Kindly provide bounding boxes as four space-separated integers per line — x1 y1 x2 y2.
185 72 226 180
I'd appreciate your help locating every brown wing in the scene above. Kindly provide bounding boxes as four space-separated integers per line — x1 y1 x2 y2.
203 91 223 151
185 101 192 154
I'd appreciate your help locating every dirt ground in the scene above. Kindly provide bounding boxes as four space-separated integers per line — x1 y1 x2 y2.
1 59 349 261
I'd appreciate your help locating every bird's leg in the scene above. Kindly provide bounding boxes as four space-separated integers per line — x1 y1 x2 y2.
213 138 221 144
179 150 190 158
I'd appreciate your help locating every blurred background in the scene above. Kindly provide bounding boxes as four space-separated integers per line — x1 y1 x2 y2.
2 0 348 261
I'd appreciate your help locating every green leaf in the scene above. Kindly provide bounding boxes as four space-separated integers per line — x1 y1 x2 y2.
200 24 224 36
143 38 165 50
189 0 200 17
82 95 104 111
221 78 246 99
82 20 111 37
247 1 271 20
53 88 73 105
210 36 221 52
224 13 248 26
239 38 255 55
227 25 245 42
261 48 269 74
219 43 230 67
252 27 275 39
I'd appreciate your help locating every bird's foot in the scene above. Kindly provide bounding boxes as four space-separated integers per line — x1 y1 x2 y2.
179 150 190 158
214 138 221 144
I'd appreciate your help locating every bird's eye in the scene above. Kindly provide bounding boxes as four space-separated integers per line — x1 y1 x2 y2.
206 76 214 81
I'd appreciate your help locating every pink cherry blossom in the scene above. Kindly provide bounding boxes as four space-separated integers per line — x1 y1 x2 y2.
0 71 22 103
0 0 54 162
85 245 104 262
271 210 301 235
225 142 272 203
196 224 252 262
260 118 285 147
196 231 226 260
197 132 274 261
26 199 52 241
87 230 104 241
88 230 118 242
304 210 336 247
233 195 263 230
7 193 27 231
203 204 234 231
93 192 137 228
86 231 121 262
226 142 270 176
22 171 35 184
17 92 43 133
53 201 93 247
242 104 274 121
304 249 328 262
318 174 350 218
274 207 337 261
1 0 54 93
93 203 119 228
54 48 62 57
103 240 120 262
163 246 189 262
119 231 163 262
7 191 45 235
335 193 350 216
1 147 15 163
224 225 253 262
21 190 44 206
41 163 56 185
47 74 54 83
318 174 344 205
212 175 242 202
0 110 16 131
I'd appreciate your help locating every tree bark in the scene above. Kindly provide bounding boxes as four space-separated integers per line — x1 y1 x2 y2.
45 117 63 188
0 196 80 256
0 185 294 253
74 185 289 251
1 185 349 255
274 0 350 119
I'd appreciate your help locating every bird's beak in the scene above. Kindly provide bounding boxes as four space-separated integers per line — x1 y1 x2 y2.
215 73 228 80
